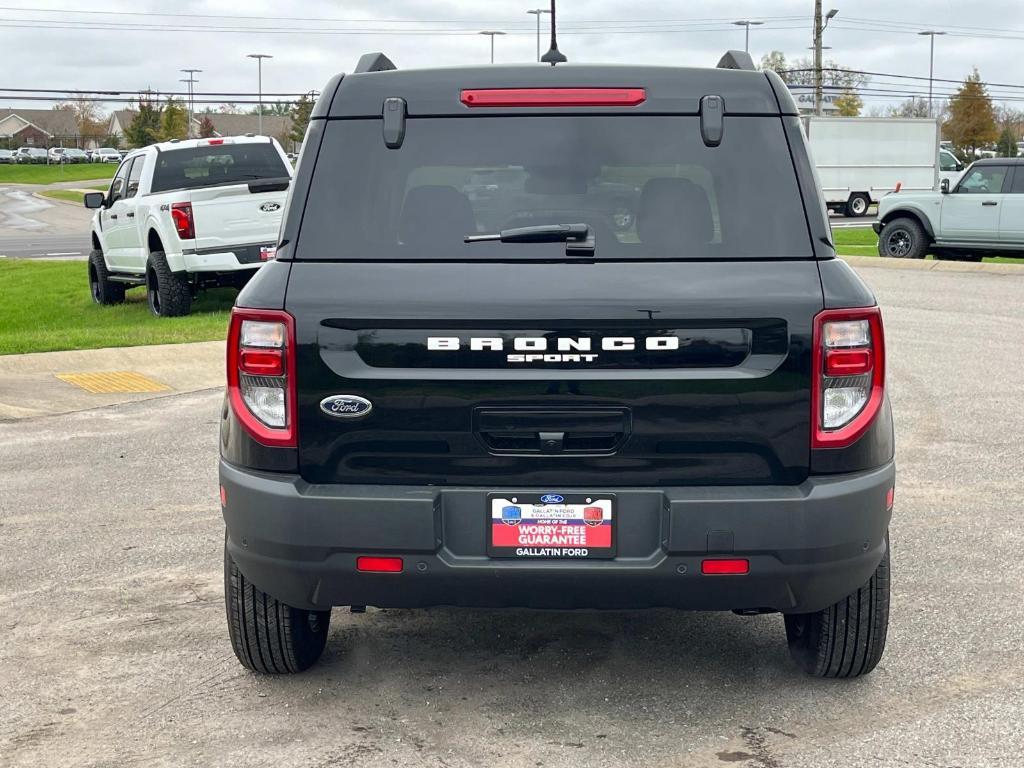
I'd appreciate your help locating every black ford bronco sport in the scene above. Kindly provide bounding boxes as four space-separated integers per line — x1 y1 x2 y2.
220 51 894 678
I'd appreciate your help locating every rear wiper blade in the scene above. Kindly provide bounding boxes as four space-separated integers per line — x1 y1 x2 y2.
465 223 595 256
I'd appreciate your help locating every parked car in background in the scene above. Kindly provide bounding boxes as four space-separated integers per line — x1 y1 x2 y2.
92 147 121 163
0 149 15 164
84 136 293 316
15 147 48 164
875 157 1024 261
63 148 89 163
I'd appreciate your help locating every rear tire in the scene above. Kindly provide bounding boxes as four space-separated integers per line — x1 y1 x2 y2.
88 249 125 305
784 537 890 678
845 193 871 218
878 217 928 258
225 537 331 674
146 250 192 317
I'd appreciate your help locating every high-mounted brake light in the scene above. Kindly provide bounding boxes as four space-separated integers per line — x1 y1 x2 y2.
206 138 224 145
812 307 886 449
460 87 646 108
170 202 195 240
226 308 297 447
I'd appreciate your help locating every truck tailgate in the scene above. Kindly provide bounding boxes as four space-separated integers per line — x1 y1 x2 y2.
188 184 285 252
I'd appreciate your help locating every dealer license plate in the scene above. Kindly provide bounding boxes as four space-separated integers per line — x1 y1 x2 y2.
487 493 615 559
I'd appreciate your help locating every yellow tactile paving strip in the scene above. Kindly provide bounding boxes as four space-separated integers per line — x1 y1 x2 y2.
55 371 172 394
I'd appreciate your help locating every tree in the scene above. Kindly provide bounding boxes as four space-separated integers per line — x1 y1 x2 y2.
267 100 292 117
288 93 314 146
944 69 999 160
55 95 106 146
834 89 863 117
761 51 869 91
159 97 188 141
198 115 216 138
887 97 930 118
996 127 1019 157
124 93 162 148
218 102 239 114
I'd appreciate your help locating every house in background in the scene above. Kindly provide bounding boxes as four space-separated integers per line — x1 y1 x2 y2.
0 108 82 149
108 109 295 152
106 110 137 143
191 113 295 151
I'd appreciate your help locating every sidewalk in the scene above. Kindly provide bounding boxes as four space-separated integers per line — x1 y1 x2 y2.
0 340 224 420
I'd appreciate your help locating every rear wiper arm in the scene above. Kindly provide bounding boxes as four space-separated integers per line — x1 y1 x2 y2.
465 223 595 256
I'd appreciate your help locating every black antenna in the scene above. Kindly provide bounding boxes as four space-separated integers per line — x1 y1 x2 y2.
540 0 567 65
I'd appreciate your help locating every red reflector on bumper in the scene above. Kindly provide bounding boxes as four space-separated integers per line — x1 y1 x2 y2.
701 558 749 575
356 556 403 573
461 87 646 108
885 487 895 510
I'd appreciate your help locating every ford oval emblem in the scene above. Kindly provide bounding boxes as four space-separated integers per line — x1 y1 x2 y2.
320 395 372 419
539 494 564 504
260 202 281 212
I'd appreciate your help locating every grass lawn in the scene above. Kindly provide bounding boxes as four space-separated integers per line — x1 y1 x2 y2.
0 260 233 356
39 187 107 204
832 226 1024 264
0 164 117 185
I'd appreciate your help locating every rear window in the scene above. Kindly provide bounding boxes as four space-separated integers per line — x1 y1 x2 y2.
298 116 812 260
151 143 288 193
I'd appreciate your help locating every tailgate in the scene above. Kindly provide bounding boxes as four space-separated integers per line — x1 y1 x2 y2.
188 185 286 252
287 259 823 487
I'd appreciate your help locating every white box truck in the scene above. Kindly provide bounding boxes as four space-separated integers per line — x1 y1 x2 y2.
801 117 965 217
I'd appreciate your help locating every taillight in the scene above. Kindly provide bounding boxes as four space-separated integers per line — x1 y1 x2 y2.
460 87 646 108
226 308 296 447
170 202 195 240
812 307 885 449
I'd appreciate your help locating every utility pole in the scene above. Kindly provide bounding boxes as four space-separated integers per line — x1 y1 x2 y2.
526 8 552 62
180 69 201 137
813 5 839 117
478 31 505 64
246 54 273 135
918 31 946 119
732 20 763 54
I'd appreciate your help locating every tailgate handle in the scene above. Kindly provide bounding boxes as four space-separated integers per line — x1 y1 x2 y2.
476 409 629 455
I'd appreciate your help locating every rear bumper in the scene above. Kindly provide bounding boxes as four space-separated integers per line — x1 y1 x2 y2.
220 460 894 614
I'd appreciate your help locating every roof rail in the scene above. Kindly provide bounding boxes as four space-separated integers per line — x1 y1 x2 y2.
354 52 397 74
716 50 756 71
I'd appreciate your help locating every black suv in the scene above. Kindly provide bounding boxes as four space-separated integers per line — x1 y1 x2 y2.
220 51 894 678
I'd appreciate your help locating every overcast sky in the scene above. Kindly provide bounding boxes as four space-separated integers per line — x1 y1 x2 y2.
6 0 1024 112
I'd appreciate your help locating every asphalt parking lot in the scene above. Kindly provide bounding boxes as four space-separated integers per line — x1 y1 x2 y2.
2 264 1023 768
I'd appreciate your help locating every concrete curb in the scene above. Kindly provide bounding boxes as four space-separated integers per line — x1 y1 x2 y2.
0 340 224 421
841 254 1024 276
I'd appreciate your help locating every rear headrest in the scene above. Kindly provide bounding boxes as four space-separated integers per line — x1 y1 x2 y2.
399 185 476 251
637 178 714 253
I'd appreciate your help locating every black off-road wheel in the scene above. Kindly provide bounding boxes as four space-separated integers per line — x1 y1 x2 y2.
146 250 192 317
784 537 890 678
225 538 331 674
88 249 125 305
878 217 928 259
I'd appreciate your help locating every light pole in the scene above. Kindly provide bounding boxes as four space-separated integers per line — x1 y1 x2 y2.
813 5 839 117
918 31 947 119
246 54 273 135
478 31 505 64
732 20 763 53
526 8 551 62
180 68 201 137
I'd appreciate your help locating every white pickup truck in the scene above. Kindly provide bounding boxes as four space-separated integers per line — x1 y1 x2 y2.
84 136 292 316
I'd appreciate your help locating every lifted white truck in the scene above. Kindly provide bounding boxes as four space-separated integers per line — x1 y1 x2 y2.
84 136 292 316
